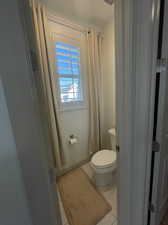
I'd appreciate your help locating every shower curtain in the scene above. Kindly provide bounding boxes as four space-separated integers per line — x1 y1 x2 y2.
87 30 103 153
29 0 65 169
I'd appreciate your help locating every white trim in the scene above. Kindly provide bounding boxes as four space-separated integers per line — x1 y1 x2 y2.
47 10 103 35
131 0 160 224
150 0 168 224
115 1 160 225
115 0 133 224
142 0 161 224
47 11 88 34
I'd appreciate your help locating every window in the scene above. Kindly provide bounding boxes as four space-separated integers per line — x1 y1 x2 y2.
55 42 83 104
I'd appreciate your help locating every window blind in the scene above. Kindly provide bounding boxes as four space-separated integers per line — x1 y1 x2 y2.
55 42 83 103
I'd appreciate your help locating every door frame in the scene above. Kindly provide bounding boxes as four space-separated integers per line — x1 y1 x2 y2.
115 0 161 225
0 0 62 225
14 0 163 225
149 0 168 224
0 1 163 225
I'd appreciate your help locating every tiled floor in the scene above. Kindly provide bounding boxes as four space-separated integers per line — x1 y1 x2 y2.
58 163 118 225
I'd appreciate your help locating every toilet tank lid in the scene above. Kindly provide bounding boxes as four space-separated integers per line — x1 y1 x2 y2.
91 150 116 168
108 128 116 136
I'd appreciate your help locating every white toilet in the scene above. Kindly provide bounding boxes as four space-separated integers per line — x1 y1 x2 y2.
90 128 116 189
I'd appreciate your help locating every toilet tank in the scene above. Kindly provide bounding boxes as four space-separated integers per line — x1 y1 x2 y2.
108 128 116 151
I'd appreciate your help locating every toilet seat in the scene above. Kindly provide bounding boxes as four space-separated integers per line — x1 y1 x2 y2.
91 149 116 169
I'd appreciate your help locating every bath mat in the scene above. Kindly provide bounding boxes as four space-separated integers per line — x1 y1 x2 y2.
58 168 111 225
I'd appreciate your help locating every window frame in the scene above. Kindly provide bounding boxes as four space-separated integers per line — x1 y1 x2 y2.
55 41 83 104
50 32 87 111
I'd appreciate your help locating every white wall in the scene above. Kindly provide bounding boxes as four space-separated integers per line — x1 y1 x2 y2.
0 78 32 225
102 6 116 148
61 109 89 169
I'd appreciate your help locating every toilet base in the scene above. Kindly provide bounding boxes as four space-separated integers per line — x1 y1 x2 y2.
93 169 116 190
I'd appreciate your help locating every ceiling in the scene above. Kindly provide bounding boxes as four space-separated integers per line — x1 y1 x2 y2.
39 0 114 29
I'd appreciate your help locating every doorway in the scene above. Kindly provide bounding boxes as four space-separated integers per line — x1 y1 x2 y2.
48 3 117 225
25 0 118 225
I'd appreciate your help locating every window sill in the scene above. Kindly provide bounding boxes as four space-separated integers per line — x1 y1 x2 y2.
59 102 88 112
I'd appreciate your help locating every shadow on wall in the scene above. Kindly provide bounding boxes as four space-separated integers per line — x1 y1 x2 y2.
0 78 32 225
101 6 116 149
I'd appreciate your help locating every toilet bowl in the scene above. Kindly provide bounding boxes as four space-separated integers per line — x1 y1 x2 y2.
90 128 116 189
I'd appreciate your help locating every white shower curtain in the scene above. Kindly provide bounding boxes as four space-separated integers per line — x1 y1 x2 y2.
87 30 103 153
30 0 65 169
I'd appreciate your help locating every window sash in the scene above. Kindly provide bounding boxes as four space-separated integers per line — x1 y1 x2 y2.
55 42 83 104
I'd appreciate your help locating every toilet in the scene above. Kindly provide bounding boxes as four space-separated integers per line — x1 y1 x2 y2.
90 128 116 189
